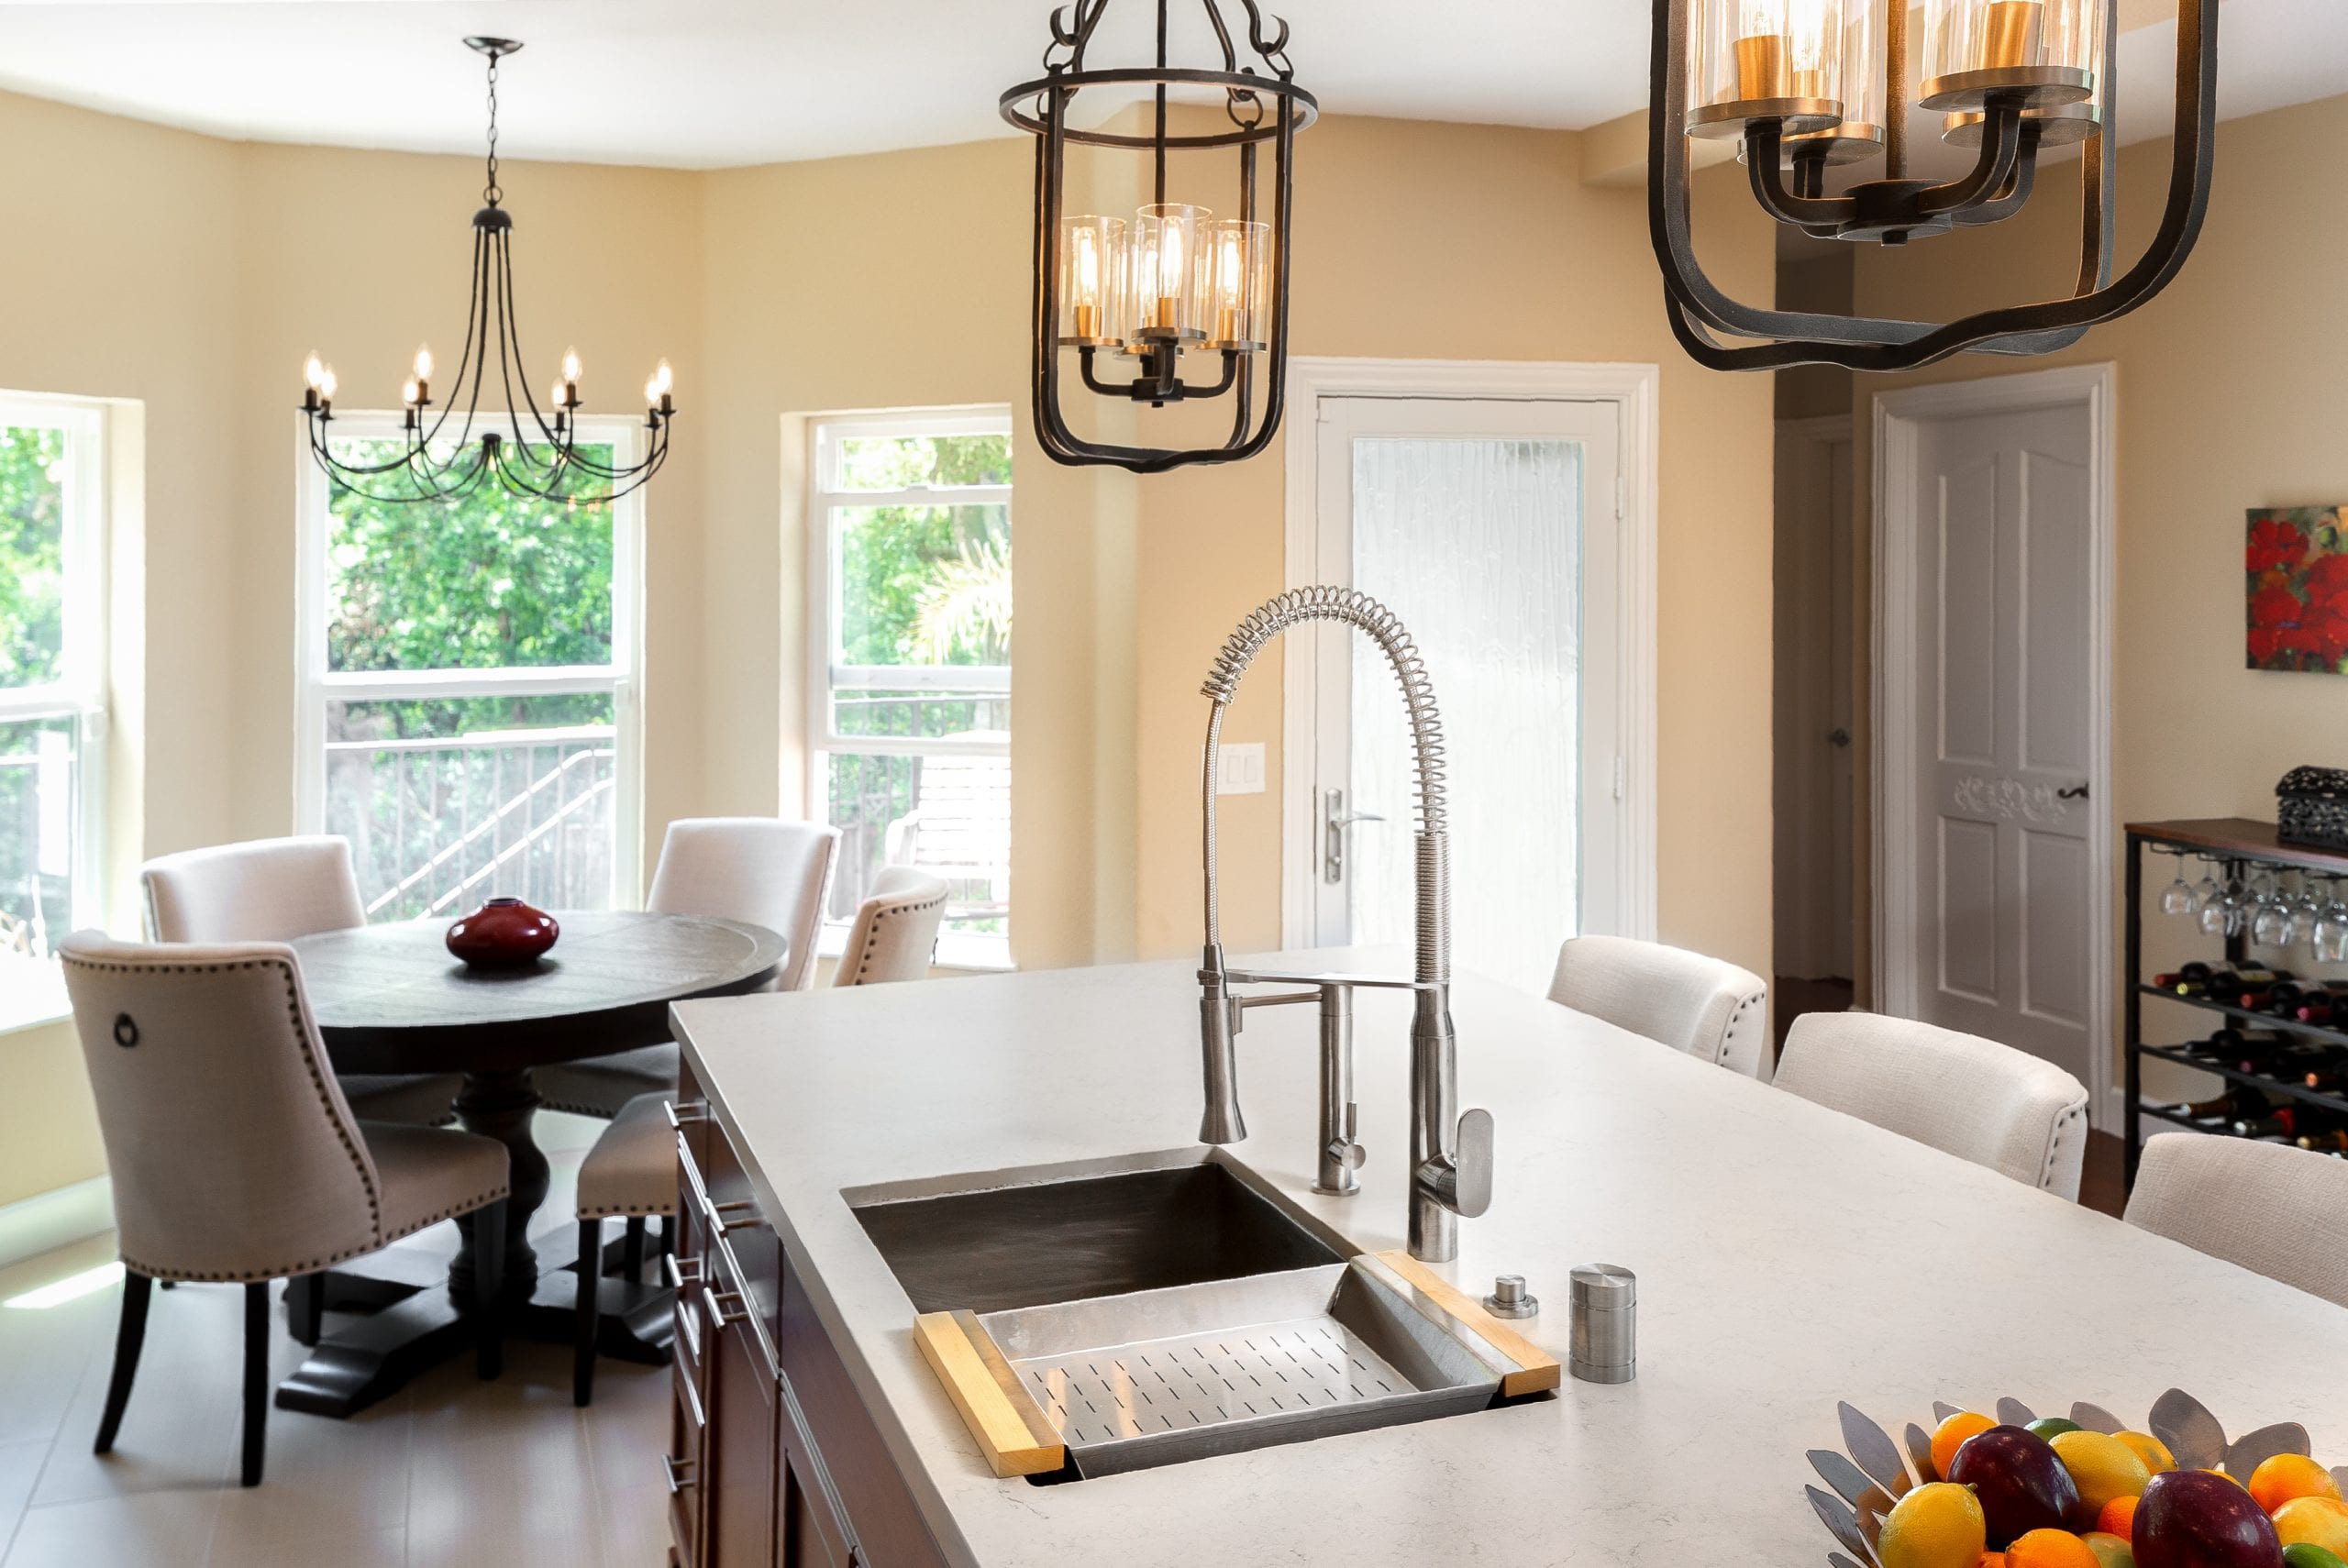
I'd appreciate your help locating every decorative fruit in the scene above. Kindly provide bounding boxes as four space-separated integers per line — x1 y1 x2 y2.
2274 1498 2348 1559
1937 1411 2000 1478
2134 1469 2286 1568
2031 1419 2088 1442
1882 1482 1992 1568
2054 1431 2155 1514
2009 1529 2101 1568
1951 1427 2094 1548
2083 1532 2137 1568
2117 1434 2178 1477
2099 1496 2140 1541
2283 1546 2348 1568
2253 1457 2346 1517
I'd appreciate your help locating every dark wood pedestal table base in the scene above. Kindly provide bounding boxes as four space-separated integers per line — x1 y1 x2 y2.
273 911 785 1418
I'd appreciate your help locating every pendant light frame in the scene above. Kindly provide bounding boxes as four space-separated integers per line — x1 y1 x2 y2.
298 38 677 503
1003 0 1316 473
1648 0 2219 372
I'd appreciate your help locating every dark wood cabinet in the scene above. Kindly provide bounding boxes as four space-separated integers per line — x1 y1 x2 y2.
670 1059 951 1568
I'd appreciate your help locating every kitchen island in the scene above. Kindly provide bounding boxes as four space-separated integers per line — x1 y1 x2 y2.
664 952 2348 1568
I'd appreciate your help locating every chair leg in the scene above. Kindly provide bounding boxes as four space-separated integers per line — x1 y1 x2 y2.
93 1270 153 1455
240 1281 269 1487
474 1199 506 1382
285 1273 324 1347
573 1220 601 1408
623 1216 647 1283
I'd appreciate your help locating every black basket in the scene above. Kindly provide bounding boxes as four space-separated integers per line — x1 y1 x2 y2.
2277 766 2348 850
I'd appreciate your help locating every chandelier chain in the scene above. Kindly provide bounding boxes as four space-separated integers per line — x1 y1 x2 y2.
483 50 502 206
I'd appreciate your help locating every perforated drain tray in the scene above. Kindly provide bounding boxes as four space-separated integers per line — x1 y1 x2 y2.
915 1253 1559 1480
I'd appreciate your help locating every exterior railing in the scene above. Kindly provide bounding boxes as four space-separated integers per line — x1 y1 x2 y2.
327 725 617 921
825 690 1009 933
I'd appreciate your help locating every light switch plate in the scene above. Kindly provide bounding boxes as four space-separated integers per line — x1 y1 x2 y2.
1215 742 1267 796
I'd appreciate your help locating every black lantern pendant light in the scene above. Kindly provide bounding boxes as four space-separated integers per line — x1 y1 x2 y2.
1649 0 2220 371
1003 1 1315 473
299 38 677 502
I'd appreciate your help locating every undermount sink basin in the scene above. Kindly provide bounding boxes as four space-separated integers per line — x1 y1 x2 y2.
848 1149 1346 1315
850 1151 1558 1482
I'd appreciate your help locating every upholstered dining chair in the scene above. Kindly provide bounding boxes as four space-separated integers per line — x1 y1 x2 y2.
1547 935 1773 1080
1775 1011 2092 1201
2125 1132 2348 1309
535 817 841 1120
60 933 511 1486
139 835 462 1127
570 867 947 1404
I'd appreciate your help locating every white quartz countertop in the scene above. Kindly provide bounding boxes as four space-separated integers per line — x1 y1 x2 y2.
671 952 2348 1568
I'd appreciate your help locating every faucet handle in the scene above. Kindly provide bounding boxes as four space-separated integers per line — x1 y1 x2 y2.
1452 1109 1494 1219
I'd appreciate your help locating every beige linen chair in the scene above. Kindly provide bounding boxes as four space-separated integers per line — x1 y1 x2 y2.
536 818 841 1119
1547 935 1773 1080
2125 1133 2348 1309
1776 1011 2091 1199
61 933 510 1486
139 835 462 1127
569 868 946 1404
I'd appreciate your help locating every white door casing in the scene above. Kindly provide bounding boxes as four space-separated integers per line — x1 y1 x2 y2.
1279 358 1660 983
1874 365 2117 1126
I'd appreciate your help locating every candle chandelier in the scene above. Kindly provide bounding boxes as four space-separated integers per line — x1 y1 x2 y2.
1002 0 1315 473
299 38 677 503
1650 0 2219 371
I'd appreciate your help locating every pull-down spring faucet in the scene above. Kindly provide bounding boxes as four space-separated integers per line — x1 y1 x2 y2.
1196 587 1493 1264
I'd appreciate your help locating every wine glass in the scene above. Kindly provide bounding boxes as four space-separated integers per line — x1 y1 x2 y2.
2158 850 2198 918
2317 878 2348 966
2199 860 2233 937
2253 868 2293 948
2221 867 2255 940
2289 873 2327 949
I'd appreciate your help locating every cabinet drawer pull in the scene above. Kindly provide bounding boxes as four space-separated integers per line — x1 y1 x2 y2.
664 1098 710 1131
661 1453 697 1496
663 1253 703 1292
707 1198 763 1237
703 1284 753 1329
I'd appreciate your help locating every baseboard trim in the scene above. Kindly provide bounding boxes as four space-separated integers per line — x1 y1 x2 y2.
0 1176 114 1271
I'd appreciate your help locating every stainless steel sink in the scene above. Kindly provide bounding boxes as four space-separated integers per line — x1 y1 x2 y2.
852 1152 1558 1482
847 1149 1347 1315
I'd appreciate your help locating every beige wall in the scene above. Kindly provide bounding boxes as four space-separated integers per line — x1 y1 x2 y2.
1847 94 2348 1066
0 91 1782 1205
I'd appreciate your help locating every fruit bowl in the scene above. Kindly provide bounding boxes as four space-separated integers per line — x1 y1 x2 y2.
1806 1391 2348 1568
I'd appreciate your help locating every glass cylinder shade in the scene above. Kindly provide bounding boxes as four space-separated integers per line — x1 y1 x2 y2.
1786 0 1888 163
1132 203 1211 342
1058 215 1128 346
1689 0 1845 138
1922 0 2098 108
1204 220 1271 351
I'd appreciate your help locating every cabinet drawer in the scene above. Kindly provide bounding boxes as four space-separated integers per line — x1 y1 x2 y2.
666 1365 706 1566
780 1255 950 1568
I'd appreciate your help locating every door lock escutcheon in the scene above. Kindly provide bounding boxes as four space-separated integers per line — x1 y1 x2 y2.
1323 789 1385 884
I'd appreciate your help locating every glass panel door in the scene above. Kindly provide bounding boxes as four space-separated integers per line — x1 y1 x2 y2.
1311 397 1622 993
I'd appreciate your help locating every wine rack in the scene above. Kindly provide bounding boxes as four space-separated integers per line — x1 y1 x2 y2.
2124 818 2348 1187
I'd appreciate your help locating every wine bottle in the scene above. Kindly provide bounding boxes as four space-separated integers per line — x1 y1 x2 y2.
2232 1106 2301 1138
2169 1086 2272 1121
2300 1129 2348 1154
2154 962 2216 994
2305 1068 2348 1094
2210 966 2292 1002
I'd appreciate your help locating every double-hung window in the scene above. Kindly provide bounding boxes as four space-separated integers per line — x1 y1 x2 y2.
808 410 1013 966
294 414 643 921
0 401 105 999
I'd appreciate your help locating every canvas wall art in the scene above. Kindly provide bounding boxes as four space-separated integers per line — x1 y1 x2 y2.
2247 505 2348 673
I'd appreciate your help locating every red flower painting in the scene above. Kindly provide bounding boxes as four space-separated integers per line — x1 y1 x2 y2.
2247 506 2348 673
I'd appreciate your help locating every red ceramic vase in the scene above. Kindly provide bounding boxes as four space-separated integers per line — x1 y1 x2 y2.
445 898 559 967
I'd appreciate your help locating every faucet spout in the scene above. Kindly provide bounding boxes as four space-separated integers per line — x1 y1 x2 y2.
1195 587 1492 1263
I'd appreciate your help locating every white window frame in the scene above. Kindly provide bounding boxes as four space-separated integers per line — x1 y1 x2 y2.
804 407 1013 969
0 399 108 999
293 411 645 913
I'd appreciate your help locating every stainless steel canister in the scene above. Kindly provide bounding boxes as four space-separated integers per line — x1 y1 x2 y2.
1567 1264 1635 1384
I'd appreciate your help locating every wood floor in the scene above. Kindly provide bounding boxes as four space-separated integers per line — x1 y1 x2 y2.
0 1115 669 1568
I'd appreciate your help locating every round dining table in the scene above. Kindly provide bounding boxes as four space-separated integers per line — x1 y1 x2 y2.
274 910 786 1418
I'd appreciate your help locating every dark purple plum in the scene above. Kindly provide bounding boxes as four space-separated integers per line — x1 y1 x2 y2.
2135 1470 2285 1568
1945 1424 2090 1547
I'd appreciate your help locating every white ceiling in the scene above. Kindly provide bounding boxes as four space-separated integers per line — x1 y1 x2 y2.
0 0 2334 172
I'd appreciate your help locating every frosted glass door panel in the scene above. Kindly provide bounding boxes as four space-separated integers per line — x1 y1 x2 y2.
1311 396 1622 995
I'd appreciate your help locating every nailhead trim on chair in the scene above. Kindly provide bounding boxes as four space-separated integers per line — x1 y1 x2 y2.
2042 1099 2089 1192
847 892 947 982
578 1198 680 1220
1717 989 1767 1066
119 1175 518 1284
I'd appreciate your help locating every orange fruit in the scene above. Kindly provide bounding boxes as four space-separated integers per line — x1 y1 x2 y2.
1979 1556 2008 1568
2254 1455 2345 1516
2007 1529 2102 1568
2276 1497 2348 1557
1934 1411 1999 1479
2205 1468 2250 1490
2053 1430 2154 1512
1881 1482 1991 1568
2115 1432 2176 1476
2097 1496 2138 1540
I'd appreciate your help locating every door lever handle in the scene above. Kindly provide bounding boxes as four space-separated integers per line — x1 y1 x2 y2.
1324 789 1386 884
2056 783 2089 801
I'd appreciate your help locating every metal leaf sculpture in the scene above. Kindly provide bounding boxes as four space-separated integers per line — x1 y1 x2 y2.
1809 1485 1878 1568
2150 1388 2229 1471
1839 1402 1914 1497
2226 1423 2312 1479
1903 1423 1937 1485
2070 1403 2125 1435
1996 1397 2037 1427
1810 1450 1875 1508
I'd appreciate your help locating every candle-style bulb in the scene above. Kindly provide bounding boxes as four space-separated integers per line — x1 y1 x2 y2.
304 353 326 392
412 344 434 381
550 381 569 412
650 359 673 397
560 347 582 384
316 366 338 401
1074 227 1102 307
402 378 420 406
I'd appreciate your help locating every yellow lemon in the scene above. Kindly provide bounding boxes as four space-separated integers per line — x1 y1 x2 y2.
2276 1497 2348 1559
2052 1430 2154 1514
2253 1455 2345 1517
1882 1481 1991 1568
2114 1432 2176 1476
